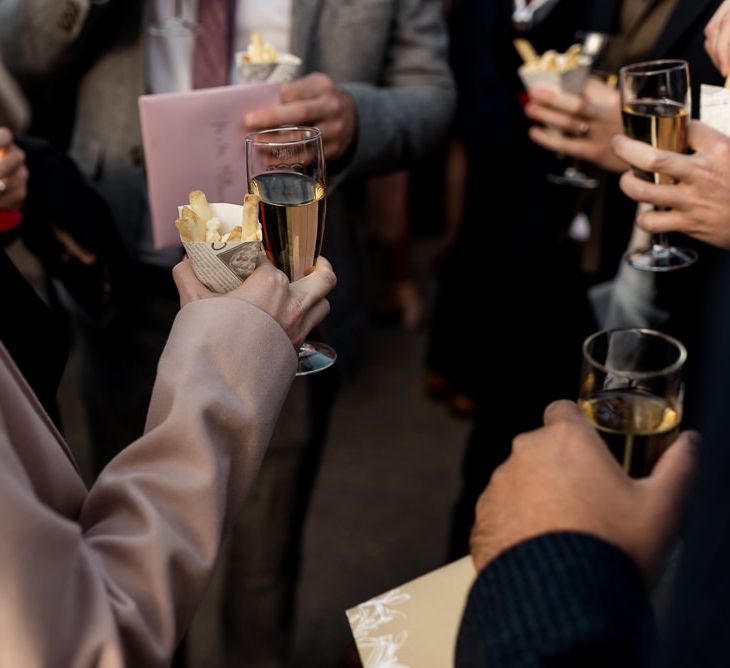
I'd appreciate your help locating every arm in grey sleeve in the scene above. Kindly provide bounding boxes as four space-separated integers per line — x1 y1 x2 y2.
339 0 456 180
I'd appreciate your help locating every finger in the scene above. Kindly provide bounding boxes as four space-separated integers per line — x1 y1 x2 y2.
525 103 587 135
543 400 584 426
528 86 584 116
244 96 329 131
718 15 730 76
705 37 722 74
647 430 701 508
289 261 337 310
280 72 332 104
611 135 695 183
619 170 685 210
299 298 331 340
172 259 214 306
713 15 729 75
0 145 25 179
0 127 12 150
636 207 692 236
529 125 590 159
314 255 333 273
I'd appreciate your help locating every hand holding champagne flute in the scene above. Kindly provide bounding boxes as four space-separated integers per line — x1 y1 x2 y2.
578 328 686 477
620 59 697 271
245 126 336 375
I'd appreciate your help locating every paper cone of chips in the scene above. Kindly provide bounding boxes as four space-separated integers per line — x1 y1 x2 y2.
515 40 591 95
701 80 730 137
236 32 301 84
175 191 262 294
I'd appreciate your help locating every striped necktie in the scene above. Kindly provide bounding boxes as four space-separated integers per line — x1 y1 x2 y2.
193 0 234 89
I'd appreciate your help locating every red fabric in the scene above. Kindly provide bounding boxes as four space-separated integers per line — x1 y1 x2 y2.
192 0 233 89
0 210 22 232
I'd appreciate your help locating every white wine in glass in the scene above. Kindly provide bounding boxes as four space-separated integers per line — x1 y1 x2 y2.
620 59 697 271
245 127 336 375
578 328 686 477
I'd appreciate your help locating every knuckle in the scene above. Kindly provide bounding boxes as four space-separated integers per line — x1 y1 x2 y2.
264 267 289 292
649 151 671 173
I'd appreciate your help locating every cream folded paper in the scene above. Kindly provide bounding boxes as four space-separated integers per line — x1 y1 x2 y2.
346 557 476 668
700 80 730 137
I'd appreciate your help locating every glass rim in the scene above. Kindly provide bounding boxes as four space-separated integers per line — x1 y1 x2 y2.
582 328 687 379
619 59 689 78
245 125 321 147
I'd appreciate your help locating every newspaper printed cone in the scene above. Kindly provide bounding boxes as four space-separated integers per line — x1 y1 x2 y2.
236 52 302 84
701 83 730 137
518 56 591 95
177 202 261 294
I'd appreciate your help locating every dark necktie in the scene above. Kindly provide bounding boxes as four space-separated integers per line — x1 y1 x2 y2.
193 0 234 89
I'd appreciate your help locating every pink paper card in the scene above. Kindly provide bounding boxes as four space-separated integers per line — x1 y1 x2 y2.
139 82 281 248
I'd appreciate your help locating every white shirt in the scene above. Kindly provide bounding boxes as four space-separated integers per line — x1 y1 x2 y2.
512 0 561 29
146 0 292 93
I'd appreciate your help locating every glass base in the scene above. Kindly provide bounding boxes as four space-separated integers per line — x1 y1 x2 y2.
626 244 698 272
546 167 599 190
296 341 337 376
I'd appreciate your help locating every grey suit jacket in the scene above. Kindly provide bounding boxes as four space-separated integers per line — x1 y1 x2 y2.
0 297 295 667
0 0 455 372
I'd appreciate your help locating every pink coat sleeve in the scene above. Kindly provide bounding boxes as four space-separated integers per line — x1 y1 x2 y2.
0 297 296 667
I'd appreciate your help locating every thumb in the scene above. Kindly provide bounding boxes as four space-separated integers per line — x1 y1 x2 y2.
648 430 701 508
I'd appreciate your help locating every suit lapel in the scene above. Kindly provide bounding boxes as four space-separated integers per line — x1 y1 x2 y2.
290 0 325 70
651 0 718 58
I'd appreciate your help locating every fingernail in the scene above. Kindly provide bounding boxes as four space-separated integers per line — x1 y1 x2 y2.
244 113 257 128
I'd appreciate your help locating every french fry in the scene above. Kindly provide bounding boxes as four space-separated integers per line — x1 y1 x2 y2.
181 206 206 242
541 50 559 72
564 44 582 69
175 217 199 244
241 193 260 242
244 32 279 64
514 38 539 65
228 226 243 242
189 190 214 223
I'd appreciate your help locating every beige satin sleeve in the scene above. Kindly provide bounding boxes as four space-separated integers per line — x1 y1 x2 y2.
0 297 296 667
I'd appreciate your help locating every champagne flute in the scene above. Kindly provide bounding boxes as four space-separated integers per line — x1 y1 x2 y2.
578 328 686 477
245 126 336 376
620 60 697 271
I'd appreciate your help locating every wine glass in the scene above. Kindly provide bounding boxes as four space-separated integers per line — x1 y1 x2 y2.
620 60 697 271
578 328 686 477
245 127 336 376
546 32 611 190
